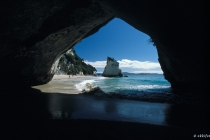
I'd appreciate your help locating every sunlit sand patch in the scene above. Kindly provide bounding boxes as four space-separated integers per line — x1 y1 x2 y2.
32 75 95 94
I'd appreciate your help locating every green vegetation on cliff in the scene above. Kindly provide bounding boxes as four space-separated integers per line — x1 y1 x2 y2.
57 48 97 75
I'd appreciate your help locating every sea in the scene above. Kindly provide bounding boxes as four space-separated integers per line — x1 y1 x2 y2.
75 74 172 97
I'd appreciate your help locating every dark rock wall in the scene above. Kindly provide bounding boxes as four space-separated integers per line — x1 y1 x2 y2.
0 0 207 93
0 0 113 85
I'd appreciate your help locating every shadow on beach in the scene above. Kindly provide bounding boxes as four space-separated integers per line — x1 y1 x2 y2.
0 85 209 139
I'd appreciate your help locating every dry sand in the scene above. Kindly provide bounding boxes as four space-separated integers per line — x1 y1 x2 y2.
32 75 94 94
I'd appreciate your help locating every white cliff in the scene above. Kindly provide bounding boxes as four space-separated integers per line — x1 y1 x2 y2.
102 57 122 77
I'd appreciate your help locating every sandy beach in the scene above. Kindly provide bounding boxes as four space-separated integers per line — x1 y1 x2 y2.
32 75 94 94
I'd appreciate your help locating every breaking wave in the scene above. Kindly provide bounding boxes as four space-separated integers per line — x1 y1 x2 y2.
75 80 96 91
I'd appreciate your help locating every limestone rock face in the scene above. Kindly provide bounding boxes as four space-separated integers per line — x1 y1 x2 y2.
0 0 207 94
102 57 122 77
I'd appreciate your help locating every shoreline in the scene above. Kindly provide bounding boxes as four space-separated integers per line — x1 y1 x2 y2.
32 74 95 94
32 74 206 105
52 74 95 80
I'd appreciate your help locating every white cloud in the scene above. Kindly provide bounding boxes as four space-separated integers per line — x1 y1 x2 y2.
85 59 163 73
84 60 107 68
132 70 163 74
118 59 160 69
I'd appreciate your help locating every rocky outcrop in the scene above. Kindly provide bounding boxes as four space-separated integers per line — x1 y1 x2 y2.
0 0 207 94
102 57 122 77
57 48 96 75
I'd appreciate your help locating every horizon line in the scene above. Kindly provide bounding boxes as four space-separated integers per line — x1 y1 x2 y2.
96 72 163 74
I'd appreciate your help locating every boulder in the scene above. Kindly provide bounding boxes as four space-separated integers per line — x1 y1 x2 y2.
82 83 105 96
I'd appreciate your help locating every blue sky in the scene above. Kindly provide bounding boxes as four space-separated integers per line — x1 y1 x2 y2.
74 18 162 73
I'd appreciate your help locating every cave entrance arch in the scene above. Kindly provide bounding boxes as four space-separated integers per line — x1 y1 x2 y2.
1 0 208 134
1 0 206 93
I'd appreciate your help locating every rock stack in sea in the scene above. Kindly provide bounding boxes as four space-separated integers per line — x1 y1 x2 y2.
102 57 123 77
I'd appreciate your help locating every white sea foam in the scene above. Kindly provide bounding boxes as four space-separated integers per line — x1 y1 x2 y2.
74 75 171 94
75 80 96 91
134 85 170 89
116 85 170 90
97 77 107 79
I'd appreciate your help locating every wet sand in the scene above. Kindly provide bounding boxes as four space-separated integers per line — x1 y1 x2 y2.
1 91 209 139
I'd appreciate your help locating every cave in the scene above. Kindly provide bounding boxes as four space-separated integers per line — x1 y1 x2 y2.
0 0 208 138
0 0 207 93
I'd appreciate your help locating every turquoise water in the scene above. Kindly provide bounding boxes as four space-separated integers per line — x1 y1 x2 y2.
75 74 171 95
